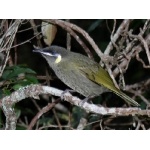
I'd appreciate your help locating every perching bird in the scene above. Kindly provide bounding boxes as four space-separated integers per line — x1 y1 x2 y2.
33 45 139 106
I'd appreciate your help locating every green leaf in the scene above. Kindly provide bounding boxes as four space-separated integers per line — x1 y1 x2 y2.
2 66 23 80
14 80 32 86
1 70 14 80
23 68 36 74
2 65 37 80
25 75 38 83
12 84 23 90
3 89 11 96
0 89 3 99
71 106 86 128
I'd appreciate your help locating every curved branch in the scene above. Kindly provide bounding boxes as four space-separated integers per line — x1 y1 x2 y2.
42 19 105 60
1 84 149 129
28 99 61 130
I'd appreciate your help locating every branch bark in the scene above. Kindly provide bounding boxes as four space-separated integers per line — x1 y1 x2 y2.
1 84 149 130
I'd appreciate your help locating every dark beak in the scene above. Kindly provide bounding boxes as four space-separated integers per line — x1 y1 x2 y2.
33 49 43 53
33 48 54 57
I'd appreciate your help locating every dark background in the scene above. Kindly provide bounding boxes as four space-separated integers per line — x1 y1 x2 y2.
0 19 150 130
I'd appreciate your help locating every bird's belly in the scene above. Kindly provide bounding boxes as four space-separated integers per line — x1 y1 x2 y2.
55 68 107 97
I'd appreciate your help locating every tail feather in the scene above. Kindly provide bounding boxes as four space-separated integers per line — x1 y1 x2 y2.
115 90 139 106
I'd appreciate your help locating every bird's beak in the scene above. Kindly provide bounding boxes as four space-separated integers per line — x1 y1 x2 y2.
33 49 43 53
33 49 62 63
33 49 53 56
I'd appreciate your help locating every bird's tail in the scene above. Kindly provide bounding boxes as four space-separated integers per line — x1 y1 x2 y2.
114 90 139 106
81 66 140 106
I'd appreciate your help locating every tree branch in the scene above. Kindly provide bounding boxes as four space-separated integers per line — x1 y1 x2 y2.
104 19 132 55
1 84 149 130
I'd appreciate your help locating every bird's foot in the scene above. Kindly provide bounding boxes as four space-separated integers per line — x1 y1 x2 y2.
80 95 95 106
61 89 75 101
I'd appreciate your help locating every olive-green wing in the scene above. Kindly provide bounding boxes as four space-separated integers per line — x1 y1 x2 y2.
79 65 119 93
78 65 139 106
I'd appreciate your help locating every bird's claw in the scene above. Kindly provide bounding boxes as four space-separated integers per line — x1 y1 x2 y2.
61 89 75 100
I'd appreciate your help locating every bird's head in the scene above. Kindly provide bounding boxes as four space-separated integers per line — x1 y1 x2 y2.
33 46 68 64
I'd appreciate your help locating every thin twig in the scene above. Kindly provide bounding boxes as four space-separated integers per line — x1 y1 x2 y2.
66 19 71 51
30 20 42 48
38 124 74 130
113 33 150 75
28 99 61 130
104 19 132 55
0 20 22 77
128 32 150 66
52 108 62 130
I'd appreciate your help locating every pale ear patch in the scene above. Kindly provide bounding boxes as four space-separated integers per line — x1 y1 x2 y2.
55 55 62 63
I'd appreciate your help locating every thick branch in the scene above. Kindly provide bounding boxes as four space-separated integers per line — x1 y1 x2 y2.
1 84 149 130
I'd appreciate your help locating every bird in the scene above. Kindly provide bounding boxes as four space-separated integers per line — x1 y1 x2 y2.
33 45 139 106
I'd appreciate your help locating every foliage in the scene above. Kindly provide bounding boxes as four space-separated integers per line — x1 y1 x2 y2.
0 65 38 97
